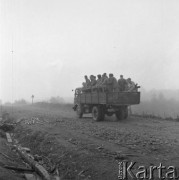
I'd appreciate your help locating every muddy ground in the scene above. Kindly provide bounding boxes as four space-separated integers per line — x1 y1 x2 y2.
0 104 179 180
0 130 25 180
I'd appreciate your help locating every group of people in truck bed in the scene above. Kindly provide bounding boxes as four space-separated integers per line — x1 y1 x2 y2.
81 73 137 92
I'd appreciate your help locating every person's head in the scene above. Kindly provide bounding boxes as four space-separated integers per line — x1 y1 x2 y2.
90 75 93 80
93 76 96 80
120 75 123 79
109 73 113 77
127 78 131 82
97 74 101 79
84 75 88 79
103 73 108 78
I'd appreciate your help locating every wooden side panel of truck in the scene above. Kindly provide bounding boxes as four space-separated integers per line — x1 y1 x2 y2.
75 92 140 105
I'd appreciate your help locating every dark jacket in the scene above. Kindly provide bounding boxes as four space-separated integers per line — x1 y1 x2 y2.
118 78 127 91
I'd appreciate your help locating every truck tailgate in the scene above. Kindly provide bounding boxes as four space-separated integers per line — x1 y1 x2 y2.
107 92 140 105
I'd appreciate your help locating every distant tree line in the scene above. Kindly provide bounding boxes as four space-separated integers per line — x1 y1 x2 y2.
132 89 179 119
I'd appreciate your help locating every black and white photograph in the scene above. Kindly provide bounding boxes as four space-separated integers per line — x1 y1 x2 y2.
0 0 179 179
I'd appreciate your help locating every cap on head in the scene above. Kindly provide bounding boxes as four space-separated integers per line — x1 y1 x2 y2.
97 74 101 78
109 73 113 77
120 75 123 78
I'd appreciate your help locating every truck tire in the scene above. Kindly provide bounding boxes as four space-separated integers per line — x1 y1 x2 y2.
115 107 125 120
92 106 104 121
76 104 83 118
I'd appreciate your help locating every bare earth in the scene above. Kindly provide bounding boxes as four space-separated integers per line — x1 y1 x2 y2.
1 104 179 180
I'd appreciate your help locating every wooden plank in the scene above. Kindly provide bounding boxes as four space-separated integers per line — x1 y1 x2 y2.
4 165 33 172
6 133 12 143
85 93 92 104
0 152 15 161
85 93 86 104
24 174 36 180
77 91 140 105
99 92 106 104
85 94 91 104
80 94 86 103
91 93 98 104
25 173 41 180
15 146 51 180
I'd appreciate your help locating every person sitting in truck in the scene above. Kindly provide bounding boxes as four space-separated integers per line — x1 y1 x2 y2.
93 74 106 91
94 76 97 82
89 75 93 84
103 73 108 79
100 73 108 85
82 82 87 88
106 73 118 92
112 74 118 92
96 74 102 86
84 75 91 87
126 78 136 92
90 75 97 86
118 75 127 91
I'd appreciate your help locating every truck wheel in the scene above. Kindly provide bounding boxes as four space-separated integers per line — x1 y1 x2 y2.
115 108 125 120
76 104 83 118
92 106 104 121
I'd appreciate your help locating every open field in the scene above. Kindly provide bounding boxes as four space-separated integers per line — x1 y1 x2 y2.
0 104 179 179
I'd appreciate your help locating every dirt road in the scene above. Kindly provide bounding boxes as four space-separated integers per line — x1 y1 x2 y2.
1 104 179 180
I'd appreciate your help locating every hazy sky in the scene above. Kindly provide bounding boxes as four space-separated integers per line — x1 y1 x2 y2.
1 0 179 102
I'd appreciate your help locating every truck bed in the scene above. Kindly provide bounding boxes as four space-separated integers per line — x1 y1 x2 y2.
75 91 140 105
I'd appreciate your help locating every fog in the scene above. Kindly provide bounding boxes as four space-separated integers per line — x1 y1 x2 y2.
1 0 179 106
132 88 179 118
